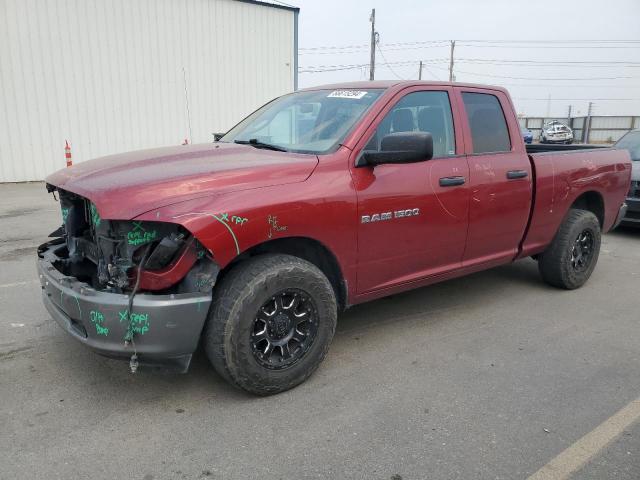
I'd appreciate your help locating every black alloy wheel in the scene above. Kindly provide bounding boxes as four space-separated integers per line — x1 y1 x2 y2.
570 230 594 272
251 289 318 370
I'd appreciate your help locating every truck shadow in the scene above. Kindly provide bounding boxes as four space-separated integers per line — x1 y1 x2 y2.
29 258 560 404
609 225 640 238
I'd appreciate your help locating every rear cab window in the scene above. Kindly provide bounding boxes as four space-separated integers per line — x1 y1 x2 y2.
461 92 512 154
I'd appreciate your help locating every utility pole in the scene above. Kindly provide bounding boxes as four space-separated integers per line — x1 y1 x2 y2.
418 60 423 80
584 102 593 143
567 105 572 128
448 40 455 81
369 9 376 81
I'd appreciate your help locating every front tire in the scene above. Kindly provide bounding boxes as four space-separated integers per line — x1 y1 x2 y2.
204 254 337 395
538 209 601 289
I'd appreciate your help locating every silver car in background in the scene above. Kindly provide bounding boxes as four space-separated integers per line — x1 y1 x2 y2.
540 121 574 144
615 129 640 226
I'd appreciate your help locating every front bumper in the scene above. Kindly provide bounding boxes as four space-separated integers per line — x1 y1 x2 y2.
37 241 212 372
621 197 640 226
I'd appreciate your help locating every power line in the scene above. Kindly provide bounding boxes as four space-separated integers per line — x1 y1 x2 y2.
299 44 450 55
457 44 640 49
299 39 640 51
299 59 448 73
456 59 640 67
376 46 406 80
427 66 640 81
455 39 640 44
514 97 637 101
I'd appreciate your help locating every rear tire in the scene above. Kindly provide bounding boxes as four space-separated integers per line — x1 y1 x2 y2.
204 254 337 395
538 209 601 289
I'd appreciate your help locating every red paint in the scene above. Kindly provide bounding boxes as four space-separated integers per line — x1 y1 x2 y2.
46 81 632 307
136 240 198 290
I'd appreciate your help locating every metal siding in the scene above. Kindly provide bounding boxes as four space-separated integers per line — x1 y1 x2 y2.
588 130 628 143
0 0 295 182
590 116 633 129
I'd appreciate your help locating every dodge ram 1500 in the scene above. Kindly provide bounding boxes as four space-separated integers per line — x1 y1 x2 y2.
39 81 631 394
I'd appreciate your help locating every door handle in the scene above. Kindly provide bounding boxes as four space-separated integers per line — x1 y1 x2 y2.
506 170 529 179
439 176 466 187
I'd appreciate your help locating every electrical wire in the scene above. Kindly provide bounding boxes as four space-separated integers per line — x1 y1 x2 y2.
427 65 640 81
376 45 405 80
299 39 640 51
125 243 153 372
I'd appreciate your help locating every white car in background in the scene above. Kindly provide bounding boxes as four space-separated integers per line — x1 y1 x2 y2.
540 121 574 144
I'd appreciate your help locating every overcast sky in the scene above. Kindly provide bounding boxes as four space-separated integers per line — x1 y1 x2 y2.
291 0 640 118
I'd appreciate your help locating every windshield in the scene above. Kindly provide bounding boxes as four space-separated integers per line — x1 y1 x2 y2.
220 89 384 154
615 131 640 161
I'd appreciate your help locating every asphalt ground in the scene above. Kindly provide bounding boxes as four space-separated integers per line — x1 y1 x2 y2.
1 182 639 480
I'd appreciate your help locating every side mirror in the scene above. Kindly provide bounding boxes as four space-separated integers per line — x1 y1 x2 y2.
213 132 226 142
357 132 433 167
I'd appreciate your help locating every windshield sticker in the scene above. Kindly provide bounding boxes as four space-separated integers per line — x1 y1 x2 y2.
327 90 368 100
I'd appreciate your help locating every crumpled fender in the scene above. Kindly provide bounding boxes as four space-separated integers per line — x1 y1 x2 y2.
132 188 308 268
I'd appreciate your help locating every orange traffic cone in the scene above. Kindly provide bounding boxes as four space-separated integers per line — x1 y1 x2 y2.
65 140 72 167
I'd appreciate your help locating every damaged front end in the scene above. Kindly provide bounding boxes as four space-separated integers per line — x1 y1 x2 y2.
37 186 218 372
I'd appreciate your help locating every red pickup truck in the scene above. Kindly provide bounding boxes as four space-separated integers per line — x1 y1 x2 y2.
39 81 631 394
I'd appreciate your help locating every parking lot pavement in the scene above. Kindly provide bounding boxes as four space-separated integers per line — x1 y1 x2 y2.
1 182 639 480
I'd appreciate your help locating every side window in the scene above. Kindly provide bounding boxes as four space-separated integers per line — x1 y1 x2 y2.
365 91 456 158
461 93 511 154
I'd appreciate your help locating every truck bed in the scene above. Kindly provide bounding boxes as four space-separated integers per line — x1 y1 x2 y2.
519 146 631 259
525 143 608 154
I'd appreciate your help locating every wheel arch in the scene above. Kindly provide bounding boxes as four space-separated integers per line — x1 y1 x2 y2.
219 236 348 311
570 190 605 228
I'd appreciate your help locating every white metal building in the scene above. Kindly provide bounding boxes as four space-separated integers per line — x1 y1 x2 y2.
0 0 299 182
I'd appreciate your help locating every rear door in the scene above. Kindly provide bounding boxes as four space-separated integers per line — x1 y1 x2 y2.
455 88 532 266
350 86 470 293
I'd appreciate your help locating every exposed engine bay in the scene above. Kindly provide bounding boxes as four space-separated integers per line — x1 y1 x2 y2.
47 185 219 295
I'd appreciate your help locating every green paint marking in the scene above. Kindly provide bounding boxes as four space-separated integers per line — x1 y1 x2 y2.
90 310 108 336
212 214 240 255
171 212 243 255
127 222 157 246
89 203 101 227
61 207 70 223
119 310 150 336
231 215 248 225
73 295 82 318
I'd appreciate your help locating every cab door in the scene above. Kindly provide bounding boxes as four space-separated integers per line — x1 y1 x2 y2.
349 87 470 293
455 87 533 266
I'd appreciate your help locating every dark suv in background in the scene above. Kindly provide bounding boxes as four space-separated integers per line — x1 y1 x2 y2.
615 130 640 226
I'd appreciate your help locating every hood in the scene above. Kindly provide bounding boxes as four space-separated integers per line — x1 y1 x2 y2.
46 143 319 219
632 161 640 182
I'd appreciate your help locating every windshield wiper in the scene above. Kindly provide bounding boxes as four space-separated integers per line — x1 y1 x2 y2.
234 139 288 152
